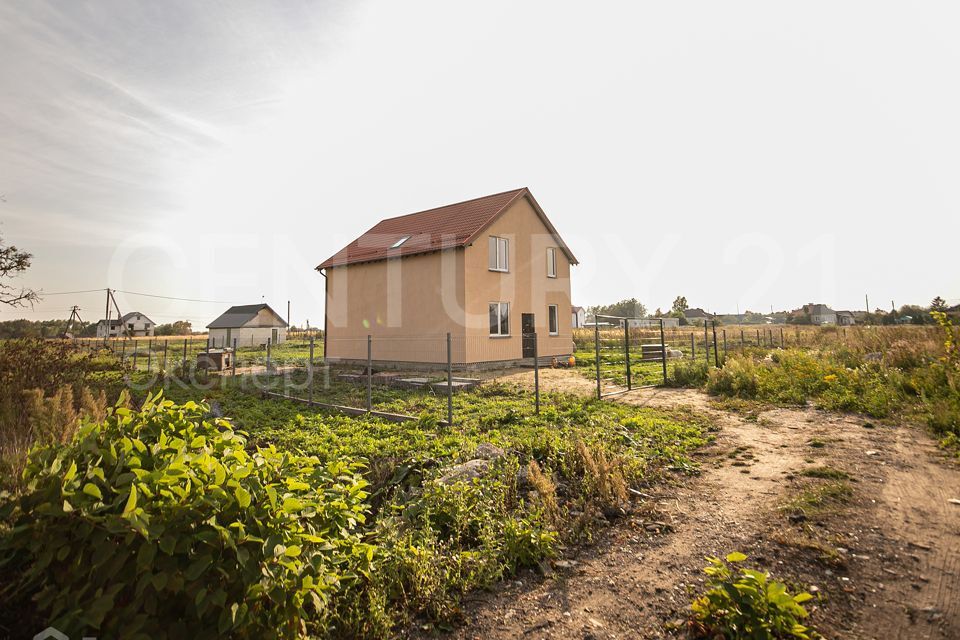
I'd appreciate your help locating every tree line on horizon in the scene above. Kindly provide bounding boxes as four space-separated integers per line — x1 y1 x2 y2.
587 296 955 326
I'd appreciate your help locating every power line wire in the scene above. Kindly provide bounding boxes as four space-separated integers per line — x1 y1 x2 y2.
39 288 105 296
113 290 239 304
32 287 236 304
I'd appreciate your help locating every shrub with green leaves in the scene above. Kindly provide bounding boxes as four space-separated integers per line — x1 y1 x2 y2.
0 393 372 639
668 359 710 388
691 552 817 639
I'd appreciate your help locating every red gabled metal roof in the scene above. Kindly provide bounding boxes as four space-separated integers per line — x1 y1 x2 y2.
316 187 577 270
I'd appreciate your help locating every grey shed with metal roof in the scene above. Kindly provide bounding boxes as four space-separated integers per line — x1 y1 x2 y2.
206 304 288 348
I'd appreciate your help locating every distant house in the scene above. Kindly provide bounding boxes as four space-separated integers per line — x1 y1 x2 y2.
835 310 856 326
802 304 837 325
96 312 154 338
571 306 586 329
627 317 680 329
206 304 288 348
682 308 714 325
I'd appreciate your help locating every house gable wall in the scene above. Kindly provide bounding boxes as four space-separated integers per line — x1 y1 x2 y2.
462 196 572 362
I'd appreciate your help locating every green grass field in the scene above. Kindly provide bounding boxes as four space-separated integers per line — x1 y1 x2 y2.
0 338 711 637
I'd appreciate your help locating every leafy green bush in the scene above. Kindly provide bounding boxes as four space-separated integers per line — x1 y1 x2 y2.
916 312 960 449
703 351 899 418
668 359 710 387
706 357 759 397
0 394 372 639
691 552 817 639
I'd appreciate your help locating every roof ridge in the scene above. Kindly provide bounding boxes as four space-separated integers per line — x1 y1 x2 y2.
316 186 578 270
375 187 527 224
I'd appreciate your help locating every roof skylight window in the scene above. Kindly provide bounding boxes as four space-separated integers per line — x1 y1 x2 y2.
390 235 411 249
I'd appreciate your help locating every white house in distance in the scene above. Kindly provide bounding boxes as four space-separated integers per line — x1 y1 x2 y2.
803 303 837 325
628 317 681 329
571 305 586 328
206 304 288 347
800 304 856 326
96 311 154 338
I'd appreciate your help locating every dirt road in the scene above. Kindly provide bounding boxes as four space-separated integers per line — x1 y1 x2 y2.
442 386 960 639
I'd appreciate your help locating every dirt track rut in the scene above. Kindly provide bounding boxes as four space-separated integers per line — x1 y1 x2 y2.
439 387 960 640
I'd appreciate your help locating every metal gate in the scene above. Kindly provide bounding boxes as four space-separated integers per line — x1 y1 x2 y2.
590 315 668 398
589 317 724 399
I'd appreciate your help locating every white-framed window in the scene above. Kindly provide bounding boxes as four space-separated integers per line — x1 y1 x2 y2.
546 247 557 278
548 304 559 335
390 235 411 249
488 236 509 272
489 302 510 336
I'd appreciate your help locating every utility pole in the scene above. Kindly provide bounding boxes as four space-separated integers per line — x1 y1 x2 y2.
109 289 126 337
63 306 83 338
104 288 112 342
865 294 870 313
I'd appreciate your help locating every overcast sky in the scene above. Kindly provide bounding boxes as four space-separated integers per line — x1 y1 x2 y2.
2 1 958 327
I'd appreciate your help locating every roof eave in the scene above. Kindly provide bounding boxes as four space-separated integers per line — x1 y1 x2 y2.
316 246 459 271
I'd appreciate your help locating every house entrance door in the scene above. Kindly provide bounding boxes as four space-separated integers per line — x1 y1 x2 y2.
521 313 536 358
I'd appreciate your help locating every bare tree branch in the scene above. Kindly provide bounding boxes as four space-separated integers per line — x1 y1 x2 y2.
0 234 40 307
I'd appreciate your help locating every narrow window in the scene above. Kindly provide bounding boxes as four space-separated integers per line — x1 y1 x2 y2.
548 304 559 335
390 235 411 249
489 302 510 336
488 236 509 272
546 247 557 278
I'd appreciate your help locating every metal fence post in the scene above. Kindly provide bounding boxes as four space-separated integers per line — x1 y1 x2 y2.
233 338 238 376
740 329 745 349
366 335 373 412
533 331 540 414
162 339 168 373
780 327 785 348
266 337 272 372
308 336 314 406
594 320 601 399
756 329 760 346
623 320 632 390
704 323 709 365
659 319 667 385
132 340 139 371
712 321 720 368
446 332 453 424
690 332 695 358
182 338 188 371
722 329 727 356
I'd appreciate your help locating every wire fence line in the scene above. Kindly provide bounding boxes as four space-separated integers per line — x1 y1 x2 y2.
57 321 946 427
574 320 796 397
69 330 571 428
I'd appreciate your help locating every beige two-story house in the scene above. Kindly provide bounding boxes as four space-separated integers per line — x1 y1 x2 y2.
317 187 577 366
